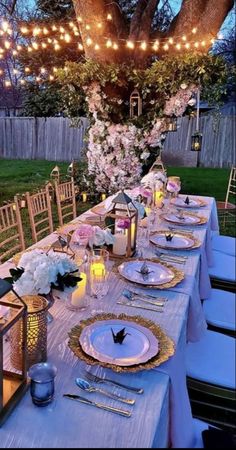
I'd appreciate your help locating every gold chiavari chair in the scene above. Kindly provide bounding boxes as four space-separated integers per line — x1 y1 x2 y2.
26 185 53 243
0 197 25 263
54 179 77 227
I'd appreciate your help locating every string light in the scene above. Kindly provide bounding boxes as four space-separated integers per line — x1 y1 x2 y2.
94 43 100 50
5 80 11 87
4 41 10 49
49 75 54 81
176 43 181 50
54 43 60 50
192 27 197 34
185 42 190 49
25 67 30 73
153 41 159 51
163 43 169 51
106 39 112 48
182 35 187 41
194 42 199 48
107 13 112 21
140 41 147 51
201 40 206 47
113 42 118 50
78 43 83 50
127 40 135 49
86 37 92 46
20 26 29 34
168 37 174 44
85 24 91 30
20 79 26 85
97 23 102 29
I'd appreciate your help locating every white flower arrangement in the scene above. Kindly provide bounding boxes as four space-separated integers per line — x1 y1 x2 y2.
10 249 80 296
141 170 167 190
89 226 115 247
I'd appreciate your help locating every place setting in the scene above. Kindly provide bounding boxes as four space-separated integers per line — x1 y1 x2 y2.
170 195 207 209
160 209 208 226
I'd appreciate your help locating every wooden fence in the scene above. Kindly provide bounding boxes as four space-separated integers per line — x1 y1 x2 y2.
0 115 235 167
0 117 89 161
162 114 236 168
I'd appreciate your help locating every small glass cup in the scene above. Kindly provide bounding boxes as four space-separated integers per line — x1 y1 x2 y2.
28 362 57 407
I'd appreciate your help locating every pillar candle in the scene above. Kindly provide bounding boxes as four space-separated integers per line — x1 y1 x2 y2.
145 206 151 216
113 233 127 256
82 192 87 203
71 272 87 307
154 191 164 208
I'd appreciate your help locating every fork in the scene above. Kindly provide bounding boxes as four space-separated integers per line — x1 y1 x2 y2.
84 371 144 394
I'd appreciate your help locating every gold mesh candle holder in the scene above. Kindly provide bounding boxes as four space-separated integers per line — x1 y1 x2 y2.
10 295 48 371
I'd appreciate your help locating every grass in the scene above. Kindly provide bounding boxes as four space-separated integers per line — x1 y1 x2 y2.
0 159 235 258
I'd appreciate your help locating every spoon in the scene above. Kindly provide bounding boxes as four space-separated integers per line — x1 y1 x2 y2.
122 288 166 307
75 378 135 405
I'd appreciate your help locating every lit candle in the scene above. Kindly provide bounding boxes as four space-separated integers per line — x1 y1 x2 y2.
60 194 65 201
145 206 151 216
12 203 16 211
113 233 127 256
101 193 106 201
130 222 136 247
154 191 164 208
82 192 87 202
90 262 106 281
71 272 87 307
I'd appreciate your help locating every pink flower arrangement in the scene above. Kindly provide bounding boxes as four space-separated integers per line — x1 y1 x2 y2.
73 224 94 246
166 181 181 193
116 218 131 229
164 84 198 117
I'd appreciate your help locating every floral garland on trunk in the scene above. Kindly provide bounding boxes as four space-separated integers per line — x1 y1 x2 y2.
85 81 197 192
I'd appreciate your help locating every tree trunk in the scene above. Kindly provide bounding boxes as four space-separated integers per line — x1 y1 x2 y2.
72 0 234 63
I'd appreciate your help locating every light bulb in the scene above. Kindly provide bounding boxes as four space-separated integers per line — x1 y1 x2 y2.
192 27 197 34
168 37 173 44
25 67 30 73
182 35 187 41
163 43 169 51
85 24 91 30
21 26 28 34
43 27 48 35
106 39 112 48
107 13 112 20
2 21 9 32
185 42 190 49
78 43 83 50
86 37 92 46
97 23 102 29
4 41 10 49
201 40 205 46
42 42 47 48
127 40 134 49
20 79 25 85
59 26 65 33
5 80 11 87
140 41 147 51
32 42 38 50
40 67 46 74
113 42 118 50
94 43 100 50
13 69 18 74
54 43 60 50
64 33 71 43
17 45 22 51
52 25 57 31
176 43 181 50
194 42 199 48
49 75 54 81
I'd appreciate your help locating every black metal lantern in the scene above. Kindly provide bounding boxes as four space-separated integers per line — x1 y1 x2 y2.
168 116 177 132
130 89 142 118
0 279 28 426
191 131 202 152
106 190 138 258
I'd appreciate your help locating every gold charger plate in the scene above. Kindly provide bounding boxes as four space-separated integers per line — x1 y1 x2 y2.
150 230 201 250
113 257 184 290
160 212 207 226
170 197 207 208
68 313 175 373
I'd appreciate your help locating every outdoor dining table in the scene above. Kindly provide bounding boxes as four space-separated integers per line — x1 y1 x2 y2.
0 194 219 448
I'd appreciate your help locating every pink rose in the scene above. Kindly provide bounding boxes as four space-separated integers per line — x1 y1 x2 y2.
73 224 94 245
117 219 131 229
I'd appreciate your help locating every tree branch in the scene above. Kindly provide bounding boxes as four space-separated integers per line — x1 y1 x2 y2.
138 0 160 40
105 1 128 38
10 0 18 15
167 0 206 36
130 0 148 40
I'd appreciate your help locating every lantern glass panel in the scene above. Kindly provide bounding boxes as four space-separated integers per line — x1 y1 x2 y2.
191 132 202 151
0 280 28 426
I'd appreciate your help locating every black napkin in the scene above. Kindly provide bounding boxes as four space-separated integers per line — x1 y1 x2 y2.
202 427 235 448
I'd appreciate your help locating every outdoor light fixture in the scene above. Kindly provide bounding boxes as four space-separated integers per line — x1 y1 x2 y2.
191 86 202 166
168 116 178 132
0 279 28 426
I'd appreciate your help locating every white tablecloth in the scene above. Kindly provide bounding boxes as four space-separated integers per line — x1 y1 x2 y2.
0 194 219 448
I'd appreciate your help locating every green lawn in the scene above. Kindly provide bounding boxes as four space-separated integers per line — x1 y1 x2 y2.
0 159 235 256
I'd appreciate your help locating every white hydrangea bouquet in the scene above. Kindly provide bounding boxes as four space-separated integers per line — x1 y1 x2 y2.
141 170 167 191
5 249 81 296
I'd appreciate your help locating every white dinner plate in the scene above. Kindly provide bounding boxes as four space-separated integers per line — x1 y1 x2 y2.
79 319 159 366
150 232 195 249
171 197 204 208
162 212 201 225
118 260 174 286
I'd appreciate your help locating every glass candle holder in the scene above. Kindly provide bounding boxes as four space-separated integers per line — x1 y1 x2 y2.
28 362 57 407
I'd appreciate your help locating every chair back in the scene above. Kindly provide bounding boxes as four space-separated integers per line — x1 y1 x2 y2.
225 166 236 208
0 197 25 263
26 185 53 243
54 179 77 227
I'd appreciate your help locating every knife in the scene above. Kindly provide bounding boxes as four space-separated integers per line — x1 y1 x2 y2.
63 394 131 417
117 300 163 313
